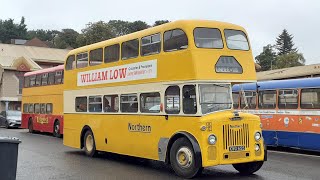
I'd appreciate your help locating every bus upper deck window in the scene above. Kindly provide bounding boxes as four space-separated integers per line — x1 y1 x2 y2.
141 33 161 56
76 52 88 68
164 29 188 52
66 55 75 70
121 39 139 60
90 48 103 66
224 30 249 50
194 28 223 49
104 44 120 63
41 73 48 86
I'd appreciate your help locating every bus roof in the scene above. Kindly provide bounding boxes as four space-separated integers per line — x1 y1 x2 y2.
232 77 320 91
66 20 245 57
24 65 64 77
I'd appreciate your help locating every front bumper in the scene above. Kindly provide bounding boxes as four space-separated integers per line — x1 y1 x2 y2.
8 121 21 127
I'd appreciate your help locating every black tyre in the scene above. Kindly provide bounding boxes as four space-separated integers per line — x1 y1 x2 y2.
53 120 62 138
83 130 98 157
170 137 202 179
28 118 34 133
4 120 9 129
233 161 264 175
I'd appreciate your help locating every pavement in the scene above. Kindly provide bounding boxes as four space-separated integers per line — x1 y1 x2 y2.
0 128 320 180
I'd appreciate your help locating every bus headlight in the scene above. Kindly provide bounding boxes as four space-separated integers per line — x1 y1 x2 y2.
208 134 217 145
255 132 262 141
255 144 260 151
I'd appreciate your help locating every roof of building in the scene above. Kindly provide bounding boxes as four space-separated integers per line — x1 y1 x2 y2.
0 43 70 71
24 37 50 48
256 63 320 80
233 77 320 91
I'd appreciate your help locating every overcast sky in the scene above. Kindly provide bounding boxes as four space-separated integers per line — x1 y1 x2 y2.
0 0 319 64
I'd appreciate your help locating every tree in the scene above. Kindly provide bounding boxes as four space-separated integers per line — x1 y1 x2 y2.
255 44 277 71
107 20 131 36
276 29 297 55
0 17 27 43
27 29 59 42
77 21 115 47
127 20 149 33
54 28 79 48
274 52 305 69
153 20 169 26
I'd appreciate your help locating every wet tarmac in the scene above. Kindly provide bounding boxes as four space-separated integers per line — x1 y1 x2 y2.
1 128 320 180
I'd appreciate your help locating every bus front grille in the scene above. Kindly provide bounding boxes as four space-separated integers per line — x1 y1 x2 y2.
222 124 250 150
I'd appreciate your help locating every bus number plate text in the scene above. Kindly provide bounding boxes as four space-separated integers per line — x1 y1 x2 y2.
229 146 245 151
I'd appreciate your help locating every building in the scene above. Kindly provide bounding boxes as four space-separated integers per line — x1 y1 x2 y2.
0 43 70 111
257 63 320 81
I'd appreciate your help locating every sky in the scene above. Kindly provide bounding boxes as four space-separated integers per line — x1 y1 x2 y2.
0 0 319 64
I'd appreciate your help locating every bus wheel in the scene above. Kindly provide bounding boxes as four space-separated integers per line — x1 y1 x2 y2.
4 120 10 129
28 119 34 133
169 137 202 178
84 130 98 157
232 161 264 175
53 120 62 138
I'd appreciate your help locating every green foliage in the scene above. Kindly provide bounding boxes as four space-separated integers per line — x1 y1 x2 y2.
153 20 170 26
274 52 305 69
127 21 150 33
0 17 27 43
27 29 59 42
255 45 276 71
276 29 297 55
55 29 79 48
77 21 115 47
107 20 131 36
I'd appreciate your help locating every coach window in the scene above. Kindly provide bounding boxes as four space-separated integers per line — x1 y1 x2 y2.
46 103 53 114
29 75 36 87
194 28 223 48
34 103 40 114
35 74 41 86
121 39 139 60
75 97 87 112
76 52 88 68
90 48 103 66
29 104 34 113
224 30 249 50
41 73 48 85
121 94 138 113
140 92 160 113
232 92 239 109
40 103 46 114
258 90 276 109
141 33 161 56
183 85 197 114
66 55 75 70
164 29 188 52
104 95 119 112
48 72 55 85
89 96 102 112
23 104 28 113
301 88 320 109
165 86 180 114
278 89 298 109
55 71 63 84
24 76 30 88
240 91 256 109
104 44 120 63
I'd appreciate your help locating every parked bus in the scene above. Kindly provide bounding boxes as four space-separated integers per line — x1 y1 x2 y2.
63 20 266 178
233 77 320 151
21 65 64 138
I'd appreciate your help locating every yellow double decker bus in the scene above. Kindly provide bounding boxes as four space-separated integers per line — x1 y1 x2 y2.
63 20 266 178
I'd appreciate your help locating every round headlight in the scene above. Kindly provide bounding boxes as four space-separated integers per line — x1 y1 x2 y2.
208 135 217 145
255 132 262 141
255 144 260 151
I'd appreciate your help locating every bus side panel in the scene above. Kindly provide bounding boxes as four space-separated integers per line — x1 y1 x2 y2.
262 130 277 146
299 132 320 151
21 113 30 129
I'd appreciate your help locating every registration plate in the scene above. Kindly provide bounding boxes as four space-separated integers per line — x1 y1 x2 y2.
229 146 245 151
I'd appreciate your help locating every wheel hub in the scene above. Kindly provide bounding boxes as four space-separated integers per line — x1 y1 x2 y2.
86 135 94 152
176 147 193 168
